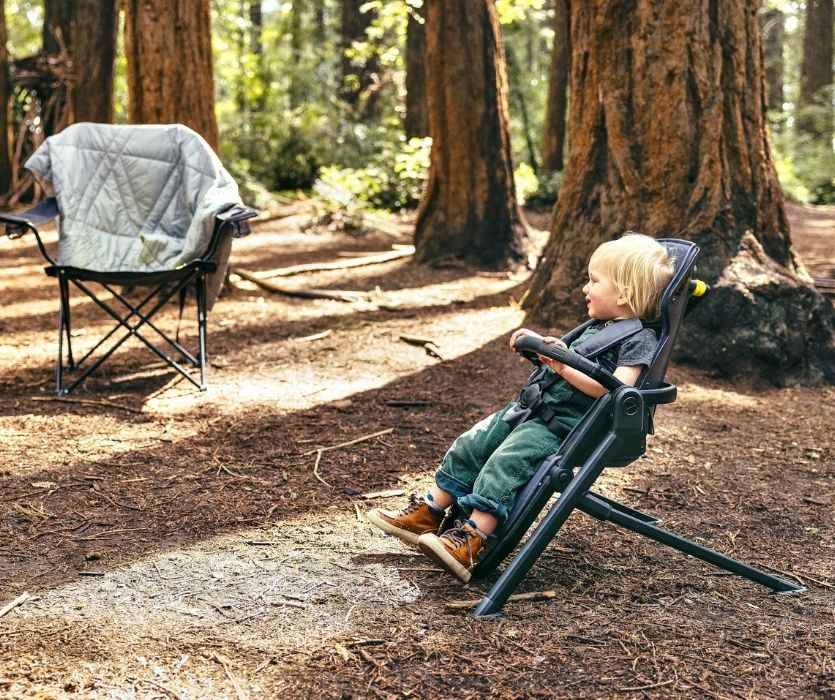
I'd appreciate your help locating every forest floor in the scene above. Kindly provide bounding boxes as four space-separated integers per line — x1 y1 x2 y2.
0 201 833 699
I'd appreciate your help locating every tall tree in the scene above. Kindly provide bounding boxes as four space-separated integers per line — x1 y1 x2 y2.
67 0 120 123
0 0 10 194
541 0 570 172
404 1 428 138
414 0 529 267
760 7 784 114
339 0 380 118
525 0 833 384
797 0 834 137
124 0 219 151
42 0 71 56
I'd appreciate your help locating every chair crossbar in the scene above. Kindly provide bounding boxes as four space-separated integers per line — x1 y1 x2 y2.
56 268 207 394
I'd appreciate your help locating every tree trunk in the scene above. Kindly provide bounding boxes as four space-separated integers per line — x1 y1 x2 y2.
541 0 570 172
524 0 833 385
43 0 71 56
797 0 834 137
67 0 120 123
339 0 380 118
0 0 11 194
404 2 428 139
124 0 219 152
760 7 783 114
289 0 303 108
414 0 529 268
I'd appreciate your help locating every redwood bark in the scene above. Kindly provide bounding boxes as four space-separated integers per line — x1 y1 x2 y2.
541 0 570 172
124 0 219 151
414 0 529 268
798 0 833 136
404 2 429 138
68 0 120 123
524 0 833 384
0 2 10 194
760 8 783 113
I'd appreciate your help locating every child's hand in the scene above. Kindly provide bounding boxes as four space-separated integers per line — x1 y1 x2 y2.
509 328 542 352
537 337 568 374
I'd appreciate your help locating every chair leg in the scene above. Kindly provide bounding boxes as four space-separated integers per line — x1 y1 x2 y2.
56 273 75 395
577 492 804 594
471 433 620 617
196 275 208 390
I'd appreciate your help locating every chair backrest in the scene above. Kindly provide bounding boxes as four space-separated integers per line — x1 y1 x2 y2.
637 239 700 390
25 122 242 273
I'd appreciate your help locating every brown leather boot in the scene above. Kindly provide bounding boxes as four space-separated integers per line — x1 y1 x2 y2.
417 520 485 583
367 493 445 545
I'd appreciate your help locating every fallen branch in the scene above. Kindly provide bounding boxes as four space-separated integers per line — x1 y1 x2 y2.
258 246 414 278
0 592 31 619
231 267 369 302
444 589 557 611
30 396 143 414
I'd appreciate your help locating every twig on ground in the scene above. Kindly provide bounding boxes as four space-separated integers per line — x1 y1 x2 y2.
209 652 250 700
304 428 395 488
361 489 406 499
0 592 31 618
398 335 443 360
133 678 185 700
444 589 557 610
30 396 143 414
294 330 332 343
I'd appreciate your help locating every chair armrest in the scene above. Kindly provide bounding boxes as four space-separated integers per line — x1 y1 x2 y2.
216 204 259 239
0 197 60 236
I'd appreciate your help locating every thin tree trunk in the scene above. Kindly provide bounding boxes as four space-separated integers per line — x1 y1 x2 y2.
414 0 529 268
339 0 379 117
404 2 428 138
798 0 834 136
0 0 10 194
760 7 784 114
525 1 833 384
541 0 569 172
289 0 303 108
124 0 219 152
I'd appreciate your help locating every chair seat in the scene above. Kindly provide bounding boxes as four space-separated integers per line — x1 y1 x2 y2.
44 260 216 286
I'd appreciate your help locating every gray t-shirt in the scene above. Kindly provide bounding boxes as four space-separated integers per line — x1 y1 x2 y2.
541 323 659 427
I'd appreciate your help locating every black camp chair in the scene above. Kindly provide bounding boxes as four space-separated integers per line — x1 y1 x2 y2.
466 239 803 617
0 123 258 395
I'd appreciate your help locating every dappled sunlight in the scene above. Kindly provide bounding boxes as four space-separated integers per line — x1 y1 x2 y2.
675 382 764 410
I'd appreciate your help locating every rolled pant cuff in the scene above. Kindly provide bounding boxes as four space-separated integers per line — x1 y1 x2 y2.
435 468 472 499
457 494 508 524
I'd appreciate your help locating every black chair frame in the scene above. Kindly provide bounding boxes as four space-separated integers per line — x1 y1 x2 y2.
1 197 257 394
467 239 804 617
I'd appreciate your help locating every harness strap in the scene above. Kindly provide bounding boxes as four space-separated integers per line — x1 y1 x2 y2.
535 405 571 440
573 318 644 358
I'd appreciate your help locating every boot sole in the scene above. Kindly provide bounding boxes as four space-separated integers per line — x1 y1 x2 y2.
417 534 473 583
367 510 422 545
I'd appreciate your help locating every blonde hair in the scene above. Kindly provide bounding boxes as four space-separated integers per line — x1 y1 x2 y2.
590 232 676 321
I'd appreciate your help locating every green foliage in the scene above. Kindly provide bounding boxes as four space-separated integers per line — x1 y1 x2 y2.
312 134 430 228
5 2 42 57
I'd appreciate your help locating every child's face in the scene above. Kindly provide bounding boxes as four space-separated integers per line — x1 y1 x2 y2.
582 260 631 320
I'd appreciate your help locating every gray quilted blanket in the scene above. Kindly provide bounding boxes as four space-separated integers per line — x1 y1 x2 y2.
26 122 243 272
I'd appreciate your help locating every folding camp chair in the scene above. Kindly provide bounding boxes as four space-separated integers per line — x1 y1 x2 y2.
0 122 257 395
466 239 804 617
